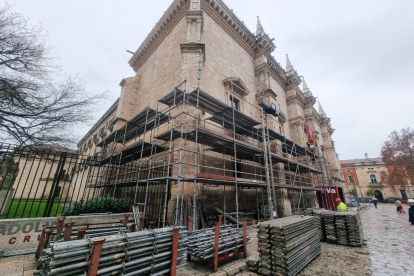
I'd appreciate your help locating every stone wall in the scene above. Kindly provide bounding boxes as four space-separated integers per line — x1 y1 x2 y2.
202 12 261 123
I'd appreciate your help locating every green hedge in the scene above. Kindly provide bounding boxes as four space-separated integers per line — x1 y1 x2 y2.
63 196 131 216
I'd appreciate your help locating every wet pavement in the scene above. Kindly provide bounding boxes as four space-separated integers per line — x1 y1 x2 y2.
361 203 414 276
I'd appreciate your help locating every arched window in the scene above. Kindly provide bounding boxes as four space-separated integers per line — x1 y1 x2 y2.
370 174 377 184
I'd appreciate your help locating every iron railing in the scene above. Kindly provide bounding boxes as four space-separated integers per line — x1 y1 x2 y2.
0 143 168 221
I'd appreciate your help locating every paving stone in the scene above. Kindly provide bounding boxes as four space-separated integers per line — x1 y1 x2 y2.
210 271 226 276
23 270 35 276
0 260 23 276
386 264 406 272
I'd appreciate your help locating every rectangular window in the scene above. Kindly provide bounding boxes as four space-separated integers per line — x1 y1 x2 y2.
229 96 239 110
348 175 354 184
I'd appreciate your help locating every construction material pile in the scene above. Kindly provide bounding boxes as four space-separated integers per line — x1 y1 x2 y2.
35 227 187 276
322 211 337 243
321 211 363 247
335 212 364 246
257 216 321 276
246 254 260 272
304 208 330 241
335 213 348 245
187 226 250 260
54 225 131 242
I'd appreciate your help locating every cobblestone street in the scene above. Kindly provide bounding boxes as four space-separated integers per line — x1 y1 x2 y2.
1 204 413 276
361 203 414 276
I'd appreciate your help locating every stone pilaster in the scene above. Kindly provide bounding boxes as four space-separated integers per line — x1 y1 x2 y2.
180 3 204 91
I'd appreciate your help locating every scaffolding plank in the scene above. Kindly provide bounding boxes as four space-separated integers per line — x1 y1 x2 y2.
197 173 236 181
207 109 260 130
88 179 166 188
285 161 320 174
158 89 186 106
96 107 169 147
155 129 184 141
273 183 325 192
196 173 323 191
196 173 266 187
157 127 263 161
160 89 258 123
96 129 120 147
99 140 166 165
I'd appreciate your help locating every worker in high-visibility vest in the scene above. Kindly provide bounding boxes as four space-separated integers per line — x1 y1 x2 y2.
335 198 348 212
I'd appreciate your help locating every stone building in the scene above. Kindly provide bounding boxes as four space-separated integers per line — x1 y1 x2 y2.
0 144 77 217
76 0 345 227
340 154 414 200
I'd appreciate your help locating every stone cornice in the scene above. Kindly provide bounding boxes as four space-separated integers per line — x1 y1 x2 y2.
257 88 277 99
180 42 205 53
256 34 276 55
304 107 322 124
304 113 321 125
202 0 256 57
288 116 305 125
286 89 306 107
267 56 288 88
129 0 190 72
78 99 119 146
255 62 287 90
312 107 322 121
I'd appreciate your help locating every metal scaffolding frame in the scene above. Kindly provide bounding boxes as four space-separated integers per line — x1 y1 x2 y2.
81 58 340 229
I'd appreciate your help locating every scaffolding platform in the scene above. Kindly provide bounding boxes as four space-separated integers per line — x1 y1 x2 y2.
97 107 169 147
85 80 337 228
99 140 166 165
155 127 321 174
196 173 324 191
88 179 167 188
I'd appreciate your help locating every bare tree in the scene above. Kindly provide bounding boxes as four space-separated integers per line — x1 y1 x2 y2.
0 5 105 147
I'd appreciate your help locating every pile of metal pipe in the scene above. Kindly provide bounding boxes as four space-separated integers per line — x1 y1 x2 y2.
186 226 250 260
35 227 188 276
67 225 131 240
257 216 321 276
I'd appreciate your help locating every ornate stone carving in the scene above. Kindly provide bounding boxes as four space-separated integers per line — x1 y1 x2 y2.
286 54 301 89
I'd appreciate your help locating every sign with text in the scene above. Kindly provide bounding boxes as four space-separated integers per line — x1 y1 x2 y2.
0 213 128 252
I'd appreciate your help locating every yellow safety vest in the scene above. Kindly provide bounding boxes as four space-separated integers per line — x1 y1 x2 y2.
337 202 348 212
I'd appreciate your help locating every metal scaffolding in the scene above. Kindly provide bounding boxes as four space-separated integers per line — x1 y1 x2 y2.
81 59 339 229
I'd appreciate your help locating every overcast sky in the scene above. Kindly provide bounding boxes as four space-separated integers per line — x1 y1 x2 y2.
3 0 413 159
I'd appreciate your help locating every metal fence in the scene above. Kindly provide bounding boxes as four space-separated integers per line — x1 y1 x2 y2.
0 143 168 220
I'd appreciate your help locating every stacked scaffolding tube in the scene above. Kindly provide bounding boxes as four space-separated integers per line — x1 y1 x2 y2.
187 226 250 260
35 227 187 276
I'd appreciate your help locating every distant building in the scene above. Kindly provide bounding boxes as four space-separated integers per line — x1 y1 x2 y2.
0 144 77 217
340 154 414 200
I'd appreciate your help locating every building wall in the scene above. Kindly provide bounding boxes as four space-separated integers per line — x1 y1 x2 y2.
202 12 260 122
132 17 187 112
269 78 292 139
341 166 359 187
77 103 118 156
340 158 414 199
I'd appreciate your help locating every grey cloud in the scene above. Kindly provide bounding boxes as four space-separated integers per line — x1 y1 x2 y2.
1 0 412 159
